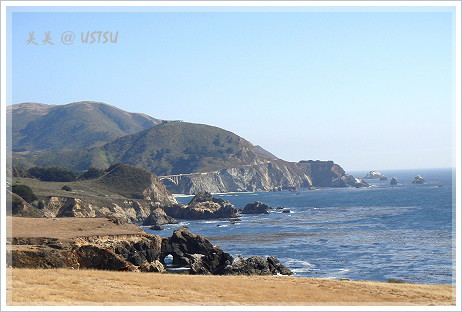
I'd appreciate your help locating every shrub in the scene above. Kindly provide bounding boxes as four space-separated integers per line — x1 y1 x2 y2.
37 200 45 209
11 184 37 203
61 185 72 192
80 167 105 180
387 278 405 283
28 166 77 182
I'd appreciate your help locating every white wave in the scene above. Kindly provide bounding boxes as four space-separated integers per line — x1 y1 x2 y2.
285 259 314 267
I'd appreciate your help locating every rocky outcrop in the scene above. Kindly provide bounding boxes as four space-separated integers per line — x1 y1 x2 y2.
390 177 398 185
412 175 425 184
8 224 291 276
162 227 233 274
142 208 178 226
162 192 239 219
332 175 369 188
363 171 387 180
160 160 365 194
223 255 293 276
161 227 292 276
241 201 271 214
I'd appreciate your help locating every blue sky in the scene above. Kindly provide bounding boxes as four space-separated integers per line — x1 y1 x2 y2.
9 6 456 171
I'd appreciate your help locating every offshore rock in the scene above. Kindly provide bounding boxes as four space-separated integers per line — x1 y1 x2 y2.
412 175 425 184
390 177 398 185
363 171 387 180
163 192 238 219
332 175 369 188
241 201 271 214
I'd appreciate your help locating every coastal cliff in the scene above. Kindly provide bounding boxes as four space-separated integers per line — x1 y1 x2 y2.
159 159 363 194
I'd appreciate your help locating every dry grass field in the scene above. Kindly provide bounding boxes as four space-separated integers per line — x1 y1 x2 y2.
7 268 455 306
7 216 145 242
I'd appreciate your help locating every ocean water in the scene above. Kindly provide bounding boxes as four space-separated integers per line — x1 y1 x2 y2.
143 168 455 284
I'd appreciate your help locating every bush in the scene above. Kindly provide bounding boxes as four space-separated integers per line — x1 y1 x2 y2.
37 200 45 209
387 278 405 283
79 167 105 180
11 185 37 203
28 166 77 182
61 185 72 191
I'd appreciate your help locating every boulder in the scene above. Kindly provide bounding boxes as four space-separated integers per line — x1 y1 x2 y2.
412 175 425 184
390 177 398 185
142 208 178 226
241 201 271 214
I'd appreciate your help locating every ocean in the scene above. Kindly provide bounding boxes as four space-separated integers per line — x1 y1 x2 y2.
143 168 455 284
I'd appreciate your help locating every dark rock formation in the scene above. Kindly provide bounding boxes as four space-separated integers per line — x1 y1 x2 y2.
142 208 178 226
390 177 398 185
163 192 238 219
161 227 292 276
412 175 425 184
161 227 233 275
223 255 292 276
379 176 388 181
73 245 135 271
241 201 271 214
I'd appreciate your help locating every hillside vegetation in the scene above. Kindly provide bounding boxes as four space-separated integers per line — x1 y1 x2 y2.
16 121 274 175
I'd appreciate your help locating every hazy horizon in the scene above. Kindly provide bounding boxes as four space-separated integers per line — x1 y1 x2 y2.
9 6 457 171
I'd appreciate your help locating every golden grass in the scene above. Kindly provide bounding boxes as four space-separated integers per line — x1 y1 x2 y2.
7 216 145 242
7 268 455 306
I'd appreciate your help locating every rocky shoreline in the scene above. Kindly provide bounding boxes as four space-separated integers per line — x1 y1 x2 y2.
7 217 292 276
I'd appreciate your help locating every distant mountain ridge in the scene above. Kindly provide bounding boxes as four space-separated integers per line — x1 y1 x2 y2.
8 101 162 153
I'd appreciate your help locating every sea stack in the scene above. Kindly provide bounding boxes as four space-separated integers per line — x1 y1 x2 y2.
412 175 425 184
363 171 387 180
390 177 398 185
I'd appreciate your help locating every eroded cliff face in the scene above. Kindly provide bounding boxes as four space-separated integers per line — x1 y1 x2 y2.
159 160 360 194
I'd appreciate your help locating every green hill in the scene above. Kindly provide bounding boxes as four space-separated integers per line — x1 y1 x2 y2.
9 101 162 153
16 121 273 175
101 121 273 175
